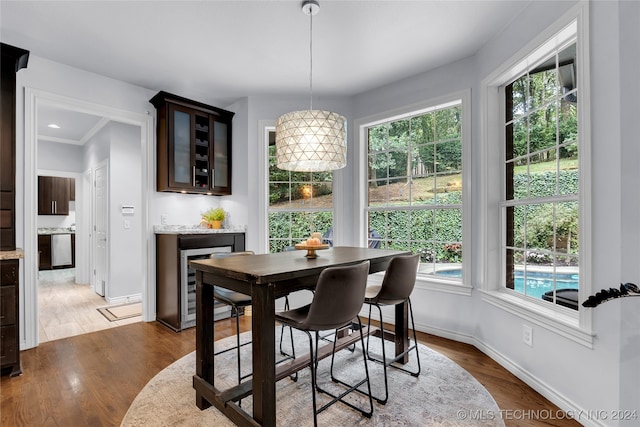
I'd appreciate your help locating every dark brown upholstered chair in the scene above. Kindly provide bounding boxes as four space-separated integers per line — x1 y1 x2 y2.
364 253 421 404
275 261 374 427
211 251 295 389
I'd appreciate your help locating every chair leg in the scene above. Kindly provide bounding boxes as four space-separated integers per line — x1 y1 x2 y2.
234 304 242 385
305 330 319 427
365 299 422 404
320 317 374 418
279 296 289 355
375 304 389 404
407 298 421 377
278 296 298 381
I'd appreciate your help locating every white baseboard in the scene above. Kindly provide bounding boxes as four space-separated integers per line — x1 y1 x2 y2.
386 316 605 427
105 293 142 305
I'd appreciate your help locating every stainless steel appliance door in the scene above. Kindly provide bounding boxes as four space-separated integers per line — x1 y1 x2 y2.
180 247 233 328
51 234 72 266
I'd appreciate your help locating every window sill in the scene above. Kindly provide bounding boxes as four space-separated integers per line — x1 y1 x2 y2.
366 272 472 296
480 289 594 348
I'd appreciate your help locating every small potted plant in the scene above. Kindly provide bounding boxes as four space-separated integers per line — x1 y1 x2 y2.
200 207 225 229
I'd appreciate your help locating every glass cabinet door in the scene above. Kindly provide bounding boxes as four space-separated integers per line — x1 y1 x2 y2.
212 120 229 191
170 106 193 188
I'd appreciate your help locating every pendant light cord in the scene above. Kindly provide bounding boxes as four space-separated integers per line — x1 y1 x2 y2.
309 9 313 111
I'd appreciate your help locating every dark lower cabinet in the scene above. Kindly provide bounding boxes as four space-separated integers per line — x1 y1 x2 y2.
156 233 245 331
1 258 21 377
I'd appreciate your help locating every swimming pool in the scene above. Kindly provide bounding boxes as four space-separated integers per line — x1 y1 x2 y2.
435 268 579 299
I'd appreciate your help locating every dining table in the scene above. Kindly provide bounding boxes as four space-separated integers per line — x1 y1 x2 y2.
190 246 412 427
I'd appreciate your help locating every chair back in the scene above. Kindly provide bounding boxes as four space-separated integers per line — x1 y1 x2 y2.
374 254 420 305
210 250 255 259
303 261 370 331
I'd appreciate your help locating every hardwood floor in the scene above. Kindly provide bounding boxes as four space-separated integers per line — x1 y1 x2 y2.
1 315 579 427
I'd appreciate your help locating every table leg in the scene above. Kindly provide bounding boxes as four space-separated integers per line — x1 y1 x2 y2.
394 300 410 364
195 270 215 409
251 283 277 426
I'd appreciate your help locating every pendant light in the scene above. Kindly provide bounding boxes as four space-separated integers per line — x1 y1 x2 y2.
275 0 347 172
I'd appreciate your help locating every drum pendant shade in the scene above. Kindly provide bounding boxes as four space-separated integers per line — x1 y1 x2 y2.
275 0 347 172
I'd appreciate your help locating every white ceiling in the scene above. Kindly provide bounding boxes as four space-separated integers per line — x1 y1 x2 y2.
1 0 532 143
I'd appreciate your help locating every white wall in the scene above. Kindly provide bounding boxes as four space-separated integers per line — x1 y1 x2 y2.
108 122 143 300
614 0 640 423
38 140 84 172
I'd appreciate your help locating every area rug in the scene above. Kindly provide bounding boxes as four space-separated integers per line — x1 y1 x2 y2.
122 329 504 426
97 302 142 321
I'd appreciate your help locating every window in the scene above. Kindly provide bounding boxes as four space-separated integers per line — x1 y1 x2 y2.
503 36 580 309
365 99 465 280
267 130 334 252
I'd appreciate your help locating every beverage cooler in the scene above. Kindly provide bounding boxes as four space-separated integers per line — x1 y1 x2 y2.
180 247 232 328
156 231 246 331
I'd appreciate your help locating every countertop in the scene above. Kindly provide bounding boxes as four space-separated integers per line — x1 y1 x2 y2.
38 228 76 235
0 248 24 260
154 225 246 235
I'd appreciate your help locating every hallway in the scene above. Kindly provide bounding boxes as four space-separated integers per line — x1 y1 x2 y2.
38 268 141 343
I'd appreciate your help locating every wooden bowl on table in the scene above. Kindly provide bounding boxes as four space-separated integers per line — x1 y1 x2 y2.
294 242 330 259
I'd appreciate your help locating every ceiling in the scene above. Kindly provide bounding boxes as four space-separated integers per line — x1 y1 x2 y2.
1 0 532 143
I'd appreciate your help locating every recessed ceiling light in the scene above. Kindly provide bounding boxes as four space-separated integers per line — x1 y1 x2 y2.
47 123 61 129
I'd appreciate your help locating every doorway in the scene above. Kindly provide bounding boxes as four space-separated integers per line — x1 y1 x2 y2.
24 88 153 349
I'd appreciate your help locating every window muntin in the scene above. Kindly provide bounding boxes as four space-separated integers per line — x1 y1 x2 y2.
267 132 333 252
503 41 579 309
366 101 464 278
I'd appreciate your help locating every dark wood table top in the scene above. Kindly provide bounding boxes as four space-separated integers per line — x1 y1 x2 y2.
190 246 408 285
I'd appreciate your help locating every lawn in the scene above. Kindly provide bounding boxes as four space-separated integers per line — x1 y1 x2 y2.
269 158 576 208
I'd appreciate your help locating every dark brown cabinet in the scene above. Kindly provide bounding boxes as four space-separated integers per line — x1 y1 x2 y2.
69 179 75 201
38 235 52 270
38 176 73 215
0 43 29 251
156 233 245 331
150 91 234 195
1 259 21 377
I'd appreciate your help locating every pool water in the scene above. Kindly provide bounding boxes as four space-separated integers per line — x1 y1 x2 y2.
435 269 579 299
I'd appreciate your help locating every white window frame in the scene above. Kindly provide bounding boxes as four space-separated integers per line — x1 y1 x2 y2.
480 5 593 347
354 90 472 296
258 121 340 253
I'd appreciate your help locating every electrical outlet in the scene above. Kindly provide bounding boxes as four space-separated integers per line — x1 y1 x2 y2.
522 324 533 347
160 214 168 225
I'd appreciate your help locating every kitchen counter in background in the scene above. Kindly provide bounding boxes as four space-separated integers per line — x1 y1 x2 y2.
38 228 75 235
153 225 246 235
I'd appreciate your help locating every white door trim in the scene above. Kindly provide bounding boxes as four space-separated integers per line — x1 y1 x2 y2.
23 87 154 349
92 159 109 297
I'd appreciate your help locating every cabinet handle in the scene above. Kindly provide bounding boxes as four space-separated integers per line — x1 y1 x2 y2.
52 201 55 213
54 200 57 213
211 169 215 188
192 166 196 186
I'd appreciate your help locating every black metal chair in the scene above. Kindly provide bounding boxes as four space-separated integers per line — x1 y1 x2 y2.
211 251 296 388
364 253 421 404
276 261 374 427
